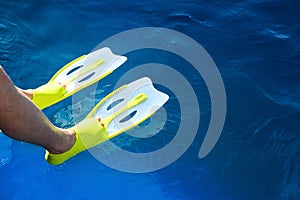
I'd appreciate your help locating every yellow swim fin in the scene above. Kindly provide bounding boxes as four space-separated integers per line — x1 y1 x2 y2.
31 47 127 110
45 77 169 165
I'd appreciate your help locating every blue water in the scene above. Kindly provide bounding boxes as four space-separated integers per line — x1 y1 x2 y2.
0 0 300 199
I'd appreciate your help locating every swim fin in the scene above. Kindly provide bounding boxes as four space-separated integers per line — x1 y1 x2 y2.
31 47 127 110
45 77 169 165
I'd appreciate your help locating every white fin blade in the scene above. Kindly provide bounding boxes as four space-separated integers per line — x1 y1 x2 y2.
53 47 127 93
93 77 150 119
93 77 169 136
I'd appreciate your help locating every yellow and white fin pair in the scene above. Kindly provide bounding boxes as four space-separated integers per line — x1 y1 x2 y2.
34 47 169 165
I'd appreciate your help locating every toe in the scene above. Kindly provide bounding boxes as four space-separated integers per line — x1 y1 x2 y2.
57 82 67 89
96 117 105 127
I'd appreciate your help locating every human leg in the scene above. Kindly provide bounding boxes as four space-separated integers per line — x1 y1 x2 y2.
0 66 75 154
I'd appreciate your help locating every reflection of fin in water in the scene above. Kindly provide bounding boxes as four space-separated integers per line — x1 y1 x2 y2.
31 47 127 109
45 77 169 165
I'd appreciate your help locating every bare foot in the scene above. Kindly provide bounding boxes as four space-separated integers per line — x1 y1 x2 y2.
48 117 104 154
50 128 76 154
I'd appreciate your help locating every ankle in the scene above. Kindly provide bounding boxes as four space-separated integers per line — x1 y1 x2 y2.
20 89 34 100
48 129 76 154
